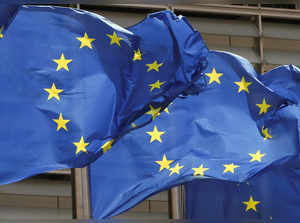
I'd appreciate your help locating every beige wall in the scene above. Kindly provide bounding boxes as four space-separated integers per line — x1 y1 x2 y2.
0 171 169 219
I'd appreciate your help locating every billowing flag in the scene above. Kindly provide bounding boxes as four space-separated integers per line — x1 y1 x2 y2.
0 6 208 184
186 161 300 222
89 50 300 218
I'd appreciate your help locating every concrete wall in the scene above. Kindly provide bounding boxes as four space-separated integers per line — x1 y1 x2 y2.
0 173 169 219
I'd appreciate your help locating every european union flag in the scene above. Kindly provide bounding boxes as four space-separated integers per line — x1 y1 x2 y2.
0 6 207 184
186 163 300 222
89 50 300 218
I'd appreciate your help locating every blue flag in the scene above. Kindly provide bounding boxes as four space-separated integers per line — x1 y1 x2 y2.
89 50 300 218
0 6 208 184
258 65 300 105
0 4 19 26
185 163 300 222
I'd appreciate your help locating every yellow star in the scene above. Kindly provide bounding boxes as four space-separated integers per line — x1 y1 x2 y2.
256 98 271 115
192 164 209 176
53 53 72 72
52 113 70 131
133 49 142 61
146 60 163 72
131 122 137 128
73 136 89 154
223 163 240 174
164 102 173 114
205 68 223 84
243 196 260 212
148 80 166 92
249 150 266 162
169 163 184 176
77 32 95 49
146 125 165 143
234 76 252 93
44 83 63 101
0 26 4 39
164 107 170 114
146 105 161 120
262 126 272 140
155 154 174 171
101 139 114 153
106 31 123 47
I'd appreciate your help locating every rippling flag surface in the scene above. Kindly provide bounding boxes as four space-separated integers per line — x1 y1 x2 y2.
89 50 300 218
186 163 300 222
0 6 208 184
0 4 19 27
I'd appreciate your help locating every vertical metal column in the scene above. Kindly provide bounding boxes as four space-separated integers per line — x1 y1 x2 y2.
167 4 174 11
169 185 185 219
71 3 90 219
71 167 91 219
168 3 184 218
167 3 180 218
257 2 264 74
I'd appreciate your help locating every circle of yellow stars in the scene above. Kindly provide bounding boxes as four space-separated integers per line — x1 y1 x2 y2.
152 66 273 178
6 21 272 212
2 23 273 214
2 20 274 218
6 20 276 218
152 66 274 219
38 28 171 155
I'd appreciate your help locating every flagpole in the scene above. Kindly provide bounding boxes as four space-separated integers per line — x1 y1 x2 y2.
169 185 185 219
70 1 91 219
167 2 182 219
71 167 92 219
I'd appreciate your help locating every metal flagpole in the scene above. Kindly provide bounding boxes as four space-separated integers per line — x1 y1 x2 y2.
71 167 92 219
71 3 91 217
70 3 91 219
169 185 185 219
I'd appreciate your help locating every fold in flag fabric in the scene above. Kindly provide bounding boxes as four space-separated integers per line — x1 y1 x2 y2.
185 162 300 222
0 6 208 185
0 4 19 27
90 50 300 219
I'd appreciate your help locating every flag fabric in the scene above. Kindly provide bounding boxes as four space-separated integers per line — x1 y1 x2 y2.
0 6 208 184
0 4 19 26
258 65 300 105
185 163 300 222
89 49 300 218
